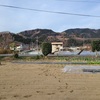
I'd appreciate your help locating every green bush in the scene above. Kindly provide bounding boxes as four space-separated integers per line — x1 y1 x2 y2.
35 55 40 60
33 55 44 60
92 40 100 52
14 53 19 58
42 42 52 56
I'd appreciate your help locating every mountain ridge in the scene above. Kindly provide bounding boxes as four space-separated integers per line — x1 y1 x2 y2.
0 28 100 48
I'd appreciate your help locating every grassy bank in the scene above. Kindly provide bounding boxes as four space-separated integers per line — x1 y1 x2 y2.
0 55 100 65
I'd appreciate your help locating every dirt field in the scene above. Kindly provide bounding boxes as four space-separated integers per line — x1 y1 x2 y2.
0 62 100 100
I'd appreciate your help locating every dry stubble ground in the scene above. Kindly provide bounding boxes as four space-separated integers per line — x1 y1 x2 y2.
0 61 100 100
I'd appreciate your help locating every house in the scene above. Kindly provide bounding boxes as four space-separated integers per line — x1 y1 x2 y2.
51 42 63 53
16 43 30 51
10 42 30 51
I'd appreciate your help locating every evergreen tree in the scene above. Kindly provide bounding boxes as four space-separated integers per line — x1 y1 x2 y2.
92 40 100 52
42 42 52 56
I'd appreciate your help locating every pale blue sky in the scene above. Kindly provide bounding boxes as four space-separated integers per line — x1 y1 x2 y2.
0 0 100 33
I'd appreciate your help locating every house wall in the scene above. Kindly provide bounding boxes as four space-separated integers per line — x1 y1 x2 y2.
51 42 63 53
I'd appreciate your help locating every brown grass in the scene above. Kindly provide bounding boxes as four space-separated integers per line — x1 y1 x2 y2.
0 48 12 54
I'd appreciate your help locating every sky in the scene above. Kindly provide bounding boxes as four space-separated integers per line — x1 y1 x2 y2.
0 0 100 33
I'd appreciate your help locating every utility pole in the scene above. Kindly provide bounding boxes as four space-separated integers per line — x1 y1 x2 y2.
31 38 33 50
37 36 39 55
83 36 84 49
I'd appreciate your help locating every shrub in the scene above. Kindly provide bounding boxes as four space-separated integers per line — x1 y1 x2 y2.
92 40 100 52
35 55 40 60
32 55 42 60
0 48 12 54
14 53 19 58
0 48 6 54
42 42 52 56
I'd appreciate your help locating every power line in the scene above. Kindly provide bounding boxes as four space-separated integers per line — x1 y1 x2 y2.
57 0 100 3
0 4 100 18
